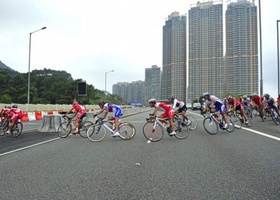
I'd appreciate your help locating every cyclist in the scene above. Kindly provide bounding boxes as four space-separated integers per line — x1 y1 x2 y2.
94 101 123 137
66 98 87 135
241 95 251 108
0 106 10 126
168 96 191 125
263 93 280 117
201 92 229 129
227 96 249 124
251 93 264 118
5 105 23 134
148 98 176 136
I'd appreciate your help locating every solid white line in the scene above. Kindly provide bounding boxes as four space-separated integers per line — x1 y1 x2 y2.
187 111 280 142
0 137 60 157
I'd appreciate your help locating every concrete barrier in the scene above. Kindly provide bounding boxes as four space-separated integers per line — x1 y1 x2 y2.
38 115 63 132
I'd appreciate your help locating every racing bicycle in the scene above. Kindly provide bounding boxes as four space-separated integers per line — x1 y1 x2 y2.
0 117 23 138
87 116 136 142
142 114 190 142
57 115 93 138
202 112 235 135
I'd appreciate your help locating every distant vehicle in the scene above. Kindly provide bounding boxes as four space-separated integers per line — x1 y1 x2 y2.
192 102 202 110
186 103 192 109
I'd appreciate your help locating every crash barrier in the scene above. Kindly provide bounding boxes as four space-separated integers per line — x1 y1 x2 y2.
37 107 152 133
38 114 63 132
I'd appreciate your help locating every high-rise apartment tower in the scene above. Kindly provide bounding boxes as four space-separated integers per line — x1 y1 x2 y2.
145 65 161 103
188 1 224 101
226 0 258 95
162 12 187 101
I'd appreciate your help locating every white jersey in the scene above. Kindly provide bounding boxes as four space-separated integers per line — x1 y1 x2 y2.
171 99 185 109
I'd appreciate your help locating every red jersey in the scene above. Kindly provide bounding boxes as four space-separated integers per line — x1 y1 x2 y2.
251 96 262 105
228 98 241 107
72 104 86 113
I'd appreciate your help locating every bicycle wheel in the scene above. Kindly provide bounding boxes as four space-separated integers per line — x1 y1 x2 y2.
203 117 218 135
230 114 242 129
226 118 235 132
246 109 253 119
57 122 72 138
118 122 136 140
87 124 107 142
187 115 198 130
2 121 9 132
271 111 280 125
175 122 190 139
142 122 164 142
0 121 8 136
12 122 23 138
79 121 94 138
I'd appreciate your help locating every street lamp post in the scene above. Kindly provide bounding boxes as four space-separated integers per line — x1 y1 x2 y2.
277 20 280 95
105 70 114 101
27 27 46 104
258 0 263 96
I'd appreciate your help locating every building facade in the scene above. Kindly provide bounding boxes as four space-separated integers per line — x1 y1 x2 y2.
112 81 145 106
145 65 161 103
226 0 258 95
188 1 224 102
162 12 187 101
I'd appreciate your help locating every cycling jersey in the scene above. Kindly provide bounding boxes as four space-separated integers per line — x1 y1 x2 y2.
104 103 123 118
8 108 23 121
263 96 277 109
171 99 187 112
155 103 174 118
72 104 87 119
205 95 226 112
252 96 262 106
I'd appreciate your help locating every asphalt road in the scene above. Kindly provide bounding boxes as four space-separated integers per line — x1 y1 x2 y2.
0 110 280 200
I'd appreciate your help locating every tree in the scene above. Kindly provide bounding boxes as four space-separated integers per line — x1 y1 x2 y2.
1 94 12 103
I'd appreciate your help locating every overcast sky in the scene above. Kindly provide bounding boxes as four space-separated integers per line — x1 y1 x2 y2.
0 0 279 97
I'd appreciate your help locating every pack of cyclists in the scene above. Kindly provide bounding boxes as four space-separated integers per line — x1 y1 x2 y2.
1 92 279 137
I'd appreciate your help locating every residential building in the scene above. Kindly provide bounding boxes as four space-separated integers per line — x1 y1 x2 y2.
162 11 187 101
145 65 161 103
188 1 224 101
226 0 258 95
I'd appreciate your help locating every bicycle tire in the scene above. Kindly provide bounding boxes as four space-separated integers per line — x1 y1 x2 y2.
175 122 190 139
187 115 198 130
87 124 107 142
203 117 218 135
230 114 242 129
245 117 252 127
271 111 280 125
118 122 136 140
142 122 164 142
226 118 235 132
57 122 72 138
79 121 94 138
2 121 9 133
12 122 23 138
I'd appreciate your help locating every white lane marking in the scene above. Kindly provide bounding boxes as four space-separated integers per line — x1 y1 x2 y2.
187 111 280 142
0 137 60 157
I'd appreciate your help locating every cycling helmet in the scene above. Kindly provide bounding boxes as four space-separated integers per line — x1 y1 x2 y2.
98 101 106 107
148 98 156 104
203 92 210 97
263 93 269 97
12 104 18 108
72 98 78 105
252 93 258 96
168 96 174 100
243 95 247 99
227 95 233 99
